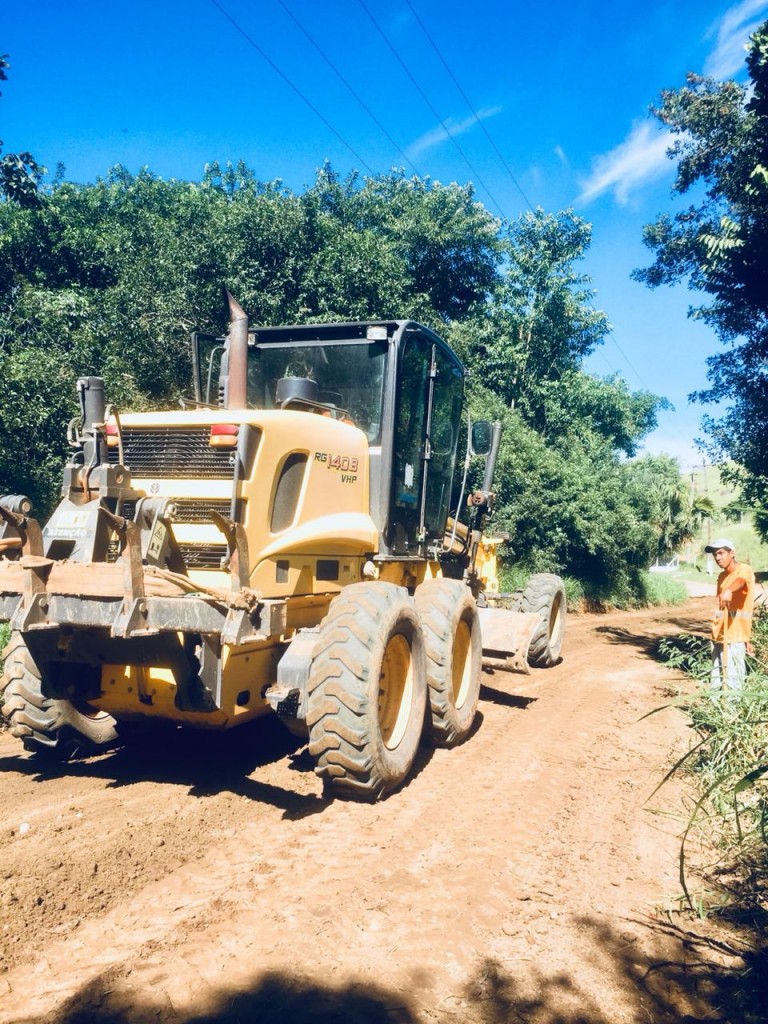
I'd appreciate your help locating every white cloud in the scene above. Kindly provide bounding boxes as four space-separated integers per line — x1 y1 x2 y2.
406 106 502 158
553 144 569 166
578 1 768 207
576 120 673 206
704 0 768 80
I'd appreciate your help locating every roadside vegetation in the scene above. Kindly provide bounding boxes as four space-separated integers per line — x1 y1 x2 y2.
499 566 687 611
636 21 768 544
657 607 768 918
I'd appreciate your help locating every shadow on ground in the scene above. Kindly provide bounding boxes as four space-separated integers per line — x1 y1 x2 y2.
480 681 536 710
0 707 440 815
0 716 332 817
594 609 709 663
8 914 766 1024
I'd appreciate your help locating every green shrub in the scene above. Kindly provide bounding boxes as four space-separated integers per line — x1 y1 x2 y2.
751 601 768 666
658 631 711 684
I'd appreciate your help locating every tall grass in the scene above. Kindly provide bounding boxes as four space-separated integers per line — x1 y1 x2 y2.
657 607 768 914
640 572 689 607
498 566 688 611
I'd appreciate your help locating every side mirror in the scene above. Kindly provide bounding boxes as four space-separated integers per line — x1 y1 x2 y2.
470 420 493 456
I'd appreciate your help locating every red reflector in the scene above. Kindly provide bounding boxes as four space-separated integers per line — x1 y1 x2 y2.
105 423 118 435
209 423 239 448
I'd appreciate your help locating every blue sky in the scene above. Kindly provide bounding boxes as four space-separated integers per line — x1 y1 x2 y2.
3 0 768 469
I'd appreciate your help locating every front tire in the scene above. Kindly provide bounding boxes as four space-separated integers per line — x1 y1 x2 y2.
306 583 427 801
415 579 481 746
521 573 566 667
1 632 118 759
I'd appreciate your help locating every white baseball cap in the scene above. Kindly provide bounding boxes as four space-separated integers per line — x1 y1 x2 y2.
704 538 735 553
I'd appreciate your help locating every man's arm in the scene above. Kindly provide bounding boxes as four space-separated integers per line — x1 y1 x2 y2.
719 576 749 607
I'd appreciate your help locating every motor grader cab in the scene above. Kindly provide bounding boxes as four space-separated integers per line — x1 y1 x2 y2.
0 294 566 800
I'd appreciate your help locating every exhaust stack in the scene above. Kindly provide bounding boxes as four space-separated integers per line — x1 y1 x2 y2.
226 290 249 410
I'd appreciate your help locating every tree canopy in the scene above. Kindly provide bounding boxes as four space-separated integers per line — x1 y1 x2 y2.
0 150 668 594
634 21 768 524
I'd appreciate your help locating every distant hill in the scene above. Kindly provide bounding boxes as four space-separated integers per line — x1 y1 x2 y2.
686 462 768 570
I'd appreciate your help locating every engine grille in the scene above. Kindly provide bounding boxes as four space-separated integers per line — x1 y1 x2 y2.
174 499 233 523
179 544 229 569
108 427 236 479
106 510 232 569
119 498 233 524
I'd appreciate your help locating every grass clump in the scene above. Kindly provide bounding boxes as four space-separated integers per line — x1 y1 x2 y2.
638 571 689 607
656 606 768 916
497 566 584 611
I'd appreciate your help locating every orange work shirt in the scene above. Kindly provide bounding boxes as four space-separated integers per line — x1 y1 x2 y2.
711 561 755 643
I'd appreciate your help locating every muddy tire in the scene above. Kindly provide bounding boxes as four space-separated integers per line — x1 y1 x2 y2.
415 579 481 746
521 573 567 668
306 583 427 801
0 632 118 760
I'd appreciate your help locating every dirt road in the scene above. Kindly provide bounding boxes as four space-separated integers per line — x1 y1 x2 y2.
0 598 746 1023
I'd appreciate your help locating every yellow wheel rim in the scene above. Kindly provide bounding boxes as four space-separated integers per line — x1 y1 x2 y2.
549 595 564 648
452 619 473 710
378 632 414 750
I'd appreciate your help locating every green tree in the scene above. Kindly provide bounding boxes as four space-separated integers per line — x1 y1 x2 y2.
0 54 46 207
451 209 610 422
464 385 659 598
448 206 665 595
634 22 768 526
626 455 715 560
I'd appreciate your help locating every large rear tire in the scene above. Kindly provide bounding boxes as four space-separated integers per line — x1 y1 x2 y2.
521 573 566 667
0 632 118 760
306 583 427 801
415 579 481 746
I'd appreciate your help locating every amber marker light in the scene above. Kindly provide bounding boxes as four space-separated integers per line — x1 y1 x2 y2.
210 423 239 448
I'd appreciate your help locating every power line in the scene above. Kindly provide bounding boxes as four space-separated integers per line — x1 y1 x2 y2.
403 0 535 213
355 0 508 220
275 0 422 177
209 0 376 175
215 0 643 391
593 346 622 377
603 327 650 389
398 4 652 387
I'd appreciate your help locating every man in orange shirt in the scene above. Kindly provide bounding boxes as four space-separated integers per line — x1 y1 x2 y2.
706 538 755 690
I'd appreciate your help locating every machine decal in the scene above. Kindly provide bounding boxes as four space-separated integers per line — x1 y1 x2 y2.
314 452 359 482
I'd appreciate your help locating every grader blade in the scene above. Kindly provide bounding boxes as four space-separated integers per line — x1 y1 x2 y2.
477 607 542 674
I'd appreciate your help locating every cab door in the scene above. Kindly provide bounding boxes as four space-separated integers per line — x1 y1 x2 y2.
390 332 463 555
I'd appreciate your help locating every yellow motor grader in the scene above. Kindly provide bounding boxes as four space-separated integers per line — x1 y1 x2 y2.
0 294 565 800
